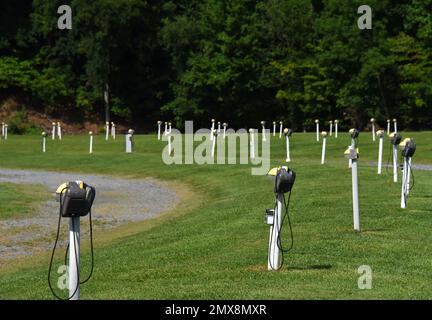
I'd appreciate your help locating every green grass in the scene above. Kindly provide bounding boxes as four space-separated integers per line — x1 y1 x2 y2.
0 183 48 220
0 131 431 299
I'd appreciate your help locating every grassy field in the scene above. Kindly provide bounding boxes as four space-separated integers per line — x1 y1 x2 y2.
0 131 431 299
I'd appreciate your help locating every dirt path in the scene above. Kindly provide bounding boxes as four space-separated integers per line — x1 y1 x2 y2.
0 168 179 263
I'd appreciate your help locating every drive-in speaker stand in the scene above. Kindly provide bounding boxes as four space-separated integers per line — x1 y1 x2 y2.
390 132 402 183
49 181 96 300
265 166 296 270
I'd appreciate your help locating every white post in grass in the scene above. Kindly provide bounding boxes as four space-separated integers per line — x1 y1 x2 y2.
370 118 376 142
223 123 227 139
105 122 110 141
57 122 61 141
284 128 292 162
211 129 217 158
167 131 172 155
401 155 408 209
393 118 398 133
217 121 221 134
334 120 339 138
261 121 267 142
249 128 255 160
69 216 80 300
52 122 56 140
406 157 412 195
168 122 172 134
4 124 7 140
210 119 215 140
389 133 401 183
42 132 46 153
321 131 328 164
387 119 391 135
89 131 93 154
157 121 162 140
377 130 384 174
273 121 276 137
279 121 283 139
329 120 333 136
344 146 360 232
164 122 168 135
315 119 320 142
125 129 133 153
1 122 4 137
268 192 283 270
111 122 116 140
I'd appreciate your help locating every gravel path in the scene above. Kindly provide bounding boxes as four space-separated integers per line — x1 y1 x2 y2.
367 162 432 171
0 168 179 263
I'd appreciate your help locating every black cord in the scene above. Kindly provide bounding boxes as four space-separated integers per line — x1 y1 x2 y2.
407 158 415 191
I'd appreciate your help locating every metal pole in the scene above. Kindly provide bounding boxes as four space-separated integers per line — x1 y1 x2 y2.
378 135 383 174
349 138 355 168
43 137 46 153
372 123 375 142
321 137 326 164
89 134 93 154
329 122 333 136
105 123 109 141
335 122 338 138
157 123 161 140
286 135 291 162
401 157 407 209
352 159 360 231
268 192 282 270
211 131 216 158
69 217 80 300
393 145 398 183
250 130 255 160
273 122 276 137
262 125 267 142
407 157 411 195
279 122 282 139
52 123 56 140
316 123 319 142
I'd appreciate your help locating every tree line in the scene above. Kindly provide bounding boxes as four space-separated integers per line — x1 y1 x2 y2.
0 0 431 131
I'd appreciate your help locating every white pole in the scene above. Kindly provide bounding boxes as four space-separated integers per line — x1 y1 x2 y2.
393 119 398 133
1 122 4 137
249 129 255 160
126 129 133 153
329 121 333 136
352 158 360 232
69 217 80 300
387 120 390 135
349 138 355 168
335 120 338 138
273 122 276 137
393 144 398 183
285 135 291 162
157 122 161 140
211 131 217 157
112 124 116 140
401 157 407 209
371 119 375 142
105 122 109 141
321 135 327 164
279 122 283 139
210 119 215 141
164 122 168 135
406 157 411 195
223 123 227 139
268 193 282 270
52 123 56 140
315 120 319 142
168 133 172 155
57 122 62 140
4 125 7 140
377 133 383 174
168 122 172 134
42 134 46 153
217 122 221 134
261 124 266 142
89 132 93 154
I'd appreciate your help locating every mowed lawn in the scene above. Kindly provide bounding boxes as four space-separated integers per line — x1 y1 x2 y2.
0 131 431 299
